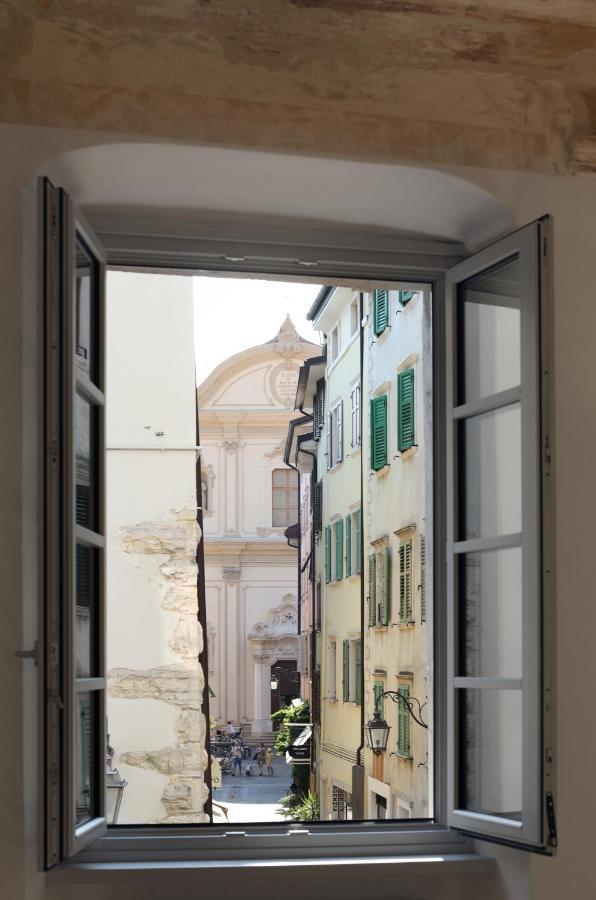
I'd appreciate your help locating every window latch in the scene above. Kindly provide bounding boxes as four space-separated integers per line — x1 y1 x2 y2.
15 642 37 665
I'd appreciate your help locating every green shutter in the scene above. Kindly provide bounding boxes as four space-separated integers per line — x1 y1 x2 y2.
355 509 362 574
398 685 410 756
399 539 412 622
380 546 390 625
345 514 351 577
373 289 389 335
420 535 427 622
370 395 388 471
398 369 415 452
335 519 343 581
355 640 362 705
398 290 415 307
325 525 331 584
342 640 349 702
368 553 377 626
373 680 385 717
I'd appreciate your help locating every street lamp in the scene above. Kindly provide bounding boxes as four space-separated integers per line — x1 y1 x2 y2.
106 734 127 824
364 690 428 756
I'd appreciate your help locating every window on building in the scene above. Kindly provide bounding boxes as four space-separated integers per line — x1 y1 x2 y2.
327 400 343 468
333 518 344 581
373 679 385 717
397 368 415 452
272 467 298 527
351 380 361 448
349 638 362 704
345 508 362 577
332 785 352 821
372 288 389 335
350 296 359 336
368 546 390 626
397 684 411 757
327 639 337 699
330 324 340 362
313 378 325 441
370 395 388 470
399 538 414 623
312 479 323 533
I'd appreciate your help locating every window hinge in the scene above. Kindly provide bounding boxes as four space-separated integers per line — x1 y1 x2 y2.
546 791 558 848
15 642 38 665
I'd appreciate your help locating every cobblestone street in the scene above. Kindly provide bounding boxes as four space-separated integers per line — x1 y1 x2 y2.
212 752 294 823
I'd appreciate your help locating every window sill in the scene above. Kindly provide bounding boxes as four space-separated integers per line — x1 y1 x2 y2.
372 464 390 478
48 851 493 887
398 446 417 462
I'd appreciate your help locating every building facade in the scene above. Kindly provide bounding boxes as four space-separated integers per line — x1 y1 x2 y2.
198 316 320 737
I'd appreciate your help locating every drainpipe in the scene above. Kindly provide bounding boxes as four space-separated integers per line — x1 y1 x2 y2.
298 443 318 785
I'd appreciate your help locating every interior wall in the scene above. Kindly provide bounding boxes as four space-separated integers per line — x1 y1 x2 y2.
2 122 596 899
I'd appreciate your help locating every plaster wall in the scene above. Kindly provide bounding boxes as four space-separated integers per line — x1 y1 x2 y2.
2 121 596 899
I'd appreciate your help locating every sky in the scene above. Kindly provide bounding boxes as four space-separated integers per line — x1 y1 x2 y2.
193 276 323 384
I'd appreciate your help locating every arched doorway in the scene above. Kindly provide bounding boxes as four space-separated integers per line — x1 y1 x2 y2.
270 659 300 720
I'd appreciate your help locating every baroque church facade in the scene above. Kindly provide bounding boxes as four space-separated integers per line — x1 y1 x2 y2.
199 316 320 736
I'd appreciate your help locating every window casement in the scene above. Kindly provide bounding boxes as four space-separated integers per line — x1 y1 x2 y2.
342 639 350 702
272 467 298 527
370 395 388 471
327 639 337 699
372 288 389 335
368 546 390 627
399 538 414 623
345 508 362 577
313 378 325 441
40 173 552 864
397 368 415 452
397 684 411 757
351 380 361 448
344 638 362 704
327 400 343 469
334 518 344 581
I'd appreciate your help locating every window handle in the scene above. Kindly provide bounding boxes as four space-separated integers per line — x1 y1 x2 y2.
15 642 37 665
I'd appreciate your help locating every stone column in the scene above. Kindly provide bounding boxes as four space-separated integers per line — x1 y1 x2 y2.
252 649 273 736
223 566 241 723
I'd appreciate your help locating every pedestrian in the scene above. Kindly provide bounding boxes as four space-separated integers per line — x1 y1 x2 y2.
231 741 242 776
256 741 266 776
225 720 237 736
265 746 274 776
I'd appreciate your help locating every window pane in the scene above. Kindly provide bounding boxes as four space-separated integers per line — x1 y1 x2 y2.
75 238 99 385
459 688 522 821
75 394 98 531
460 548 522 678
460 404 521 540
76 543 98 678
459 255 520 404
76 691 98 826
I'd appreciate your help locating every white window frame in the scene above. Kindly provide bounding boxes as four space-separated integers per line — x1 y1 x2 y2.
351 379 361 448
39 182 553 870
350 296 359 337
330 323 340 363
327 638 337 700
328 399 343 469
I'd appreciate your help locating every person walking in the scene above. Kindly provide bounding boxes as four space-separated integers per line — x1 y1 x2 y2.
256 742 266 776
265 746 274 776
231 741 242 776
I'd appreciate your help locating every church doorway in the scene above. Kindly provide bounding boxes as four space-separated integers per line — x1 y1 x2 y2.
270 660 300 719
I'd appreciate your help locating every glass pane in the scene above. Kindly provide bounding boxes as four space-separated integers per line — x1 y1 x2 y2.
76 543 98 678
75 393 98 531
460 404 521 540
76 691 97 826
459 255 520 404
460 548 522 678
75 238 99 385
459 688 522 821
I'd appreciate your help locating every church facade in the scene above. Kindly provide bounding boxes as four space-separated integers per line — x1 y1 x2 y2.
198 316 320 736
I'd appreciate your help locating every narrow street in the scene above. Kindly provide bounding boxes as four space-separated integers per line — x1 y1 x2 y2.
213 753 294 823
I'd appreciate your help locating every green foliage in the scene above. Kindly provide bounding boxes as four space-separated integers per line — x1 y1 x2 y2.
279 790 320 822
270 701 310 754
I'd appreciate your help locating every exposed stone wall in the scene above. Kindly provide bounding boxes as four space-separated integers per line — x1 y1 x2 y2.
107 508 209 824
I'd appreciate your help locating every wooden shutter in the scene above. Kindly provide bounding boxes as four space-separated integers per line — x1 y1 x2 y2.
373 289 389 335
335 519 343 581
398 685 410 756
337 400 343 462
380 546 390 625
420 535 427 622
313 480 322 534
368 553 377 627
398 368 415 452
355 509 362 574
370 396 388 470
355 640 362 705
373 681 385 717
345 514 351 577
398 290 415 307
342 640 349 702
399 539 412 622
325 525 331 583
326 412 332 470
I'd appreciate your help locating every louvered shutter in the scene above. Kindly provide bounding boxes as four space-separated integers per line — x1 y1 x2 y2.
398 685 410 756
335 519 343 581
420 535 427 622
373 681 385 717
380 546 390 625
370 396 388 471
345 514 351 576
337 400 343 463
373 289 389 335
313 480 322 534
342 640 349 701
325 526 331 583
313 387 320 440
368 553 377 626
398 290 415 307
355 640 362 705
326 412 332 470
398 368 415 452
312 671 321 725
355 509 362 574
405 539 413 620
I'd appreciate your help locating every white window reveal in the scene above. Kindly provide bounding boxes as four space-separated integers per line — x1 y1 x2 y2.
327 400 343 469
351 381 361 448
330 323 340 363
